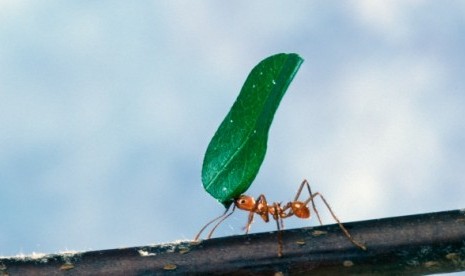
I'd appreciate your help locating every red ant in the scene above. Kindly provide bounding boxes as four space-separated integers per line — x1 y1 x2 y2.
194 179 366 257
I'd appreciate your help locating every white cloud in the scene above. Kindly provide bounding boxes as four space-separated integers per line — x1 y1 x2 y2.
350 1 424 43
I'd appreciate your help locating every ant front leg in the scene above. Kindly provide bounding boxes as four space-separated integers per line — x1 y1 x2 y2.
244 211 254 234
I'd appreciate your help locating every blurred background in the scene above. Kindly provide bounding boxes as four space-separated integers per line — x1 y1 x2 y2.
1 1 464 257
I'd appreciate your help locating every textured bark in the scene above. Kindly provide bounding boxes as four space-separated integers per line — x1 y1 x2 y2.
1 209 464 275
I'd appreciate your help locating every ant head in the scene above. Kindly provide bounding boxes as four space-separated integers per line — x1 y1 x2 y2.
234 195 256 211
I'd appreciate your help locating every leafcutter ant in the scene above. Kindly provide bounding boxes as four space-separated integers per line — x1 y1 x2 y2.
194 179 366 257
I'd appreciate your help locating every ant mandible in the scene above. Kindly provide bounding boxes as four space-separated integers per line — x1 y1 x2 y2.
194 179 366 257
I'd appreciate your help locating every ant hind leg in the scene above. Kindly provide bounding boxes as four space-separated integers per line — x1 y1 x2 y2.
297 179 323 225
305 191 367 251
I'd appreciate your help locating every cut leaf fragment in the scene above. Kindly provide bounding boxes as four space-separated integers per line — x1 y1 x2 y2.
202 53 304 206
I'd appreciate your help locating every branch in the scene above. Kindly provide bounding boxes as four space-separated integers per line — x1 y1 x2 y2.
1 209 465 275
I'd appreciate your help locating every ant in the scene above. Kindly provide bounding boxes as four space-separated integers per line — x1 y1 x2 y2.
194 179 366 257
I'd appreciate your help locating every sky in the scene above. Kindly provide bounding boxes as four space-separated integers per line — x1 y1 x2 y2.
1 1 465 259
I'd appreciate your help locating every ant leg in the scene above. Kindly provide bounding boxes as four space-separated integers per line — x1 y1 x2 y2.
244 211 255 234
273 203 285 230
304 180 323 225
296 179 323 225
305 192 367 251
207 205 236 239
273 202 283 257
293 179 307 201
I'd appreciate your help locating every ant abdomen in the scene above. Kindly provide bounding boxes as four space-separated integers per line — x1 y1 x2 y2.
292 201 310 218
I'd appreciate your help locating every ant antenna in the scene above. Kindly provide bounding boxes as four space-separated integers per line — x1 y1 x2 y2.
206 205 236 239
194 204 236 241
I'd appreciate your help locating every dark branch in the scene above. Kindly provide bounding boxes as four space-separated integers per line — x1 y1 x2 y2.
1 209 465 275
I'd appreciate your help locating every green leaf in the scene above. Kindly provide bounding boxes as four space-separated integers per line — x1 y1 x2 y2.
201 53 304 207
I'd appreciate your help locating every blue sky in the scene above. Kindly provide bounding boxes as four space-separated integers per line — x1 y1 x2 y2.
1 1 465 256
